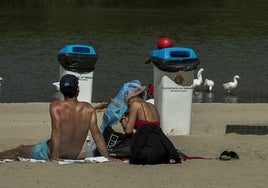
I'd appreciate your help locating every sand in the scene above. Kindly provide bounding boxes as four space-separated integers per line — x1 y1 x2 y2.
0 103 267 188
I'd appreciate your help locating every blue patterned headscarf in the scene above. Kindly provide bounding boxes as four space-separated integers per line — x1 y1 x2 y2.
99 80 147 132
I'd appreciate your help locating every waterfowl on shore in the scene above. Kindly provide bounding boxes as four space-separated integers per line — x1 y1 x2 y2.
192 68 204 88
0 77 3 86
223 75 240 93
203 79 214 92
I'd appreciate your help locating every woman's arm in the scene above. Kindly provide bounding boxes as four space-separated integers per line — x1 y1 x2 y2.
121 102 139 135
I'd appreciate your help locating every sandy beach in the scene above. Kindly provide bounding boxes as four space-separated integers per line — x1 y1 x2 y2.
0 103 267 188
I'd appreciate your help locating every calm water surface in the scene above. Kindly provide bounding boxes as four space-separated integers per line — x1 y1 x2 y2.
0 1 267 103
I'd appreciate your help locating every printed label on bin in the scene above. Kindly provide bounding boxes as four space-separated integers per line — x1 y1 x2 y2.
77 75 93 80
162 86 192 92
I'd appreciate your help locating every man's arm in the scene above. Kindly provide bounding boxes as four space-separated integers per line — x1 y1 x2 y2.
89 110 112 159
49 102 62 161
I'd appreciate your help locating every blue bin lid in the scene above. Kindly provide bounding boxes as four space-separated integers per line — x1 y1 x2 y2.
145 47 200 72
150 47 197 61
58 44 97 55
57 44 98 73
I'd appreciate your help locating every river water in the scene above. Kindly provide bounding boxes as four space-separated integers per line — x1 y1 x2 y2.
0 0 267 103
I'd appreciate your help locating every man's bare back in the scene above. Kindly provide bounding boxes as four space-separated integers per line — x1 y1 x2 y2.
49 100 96 160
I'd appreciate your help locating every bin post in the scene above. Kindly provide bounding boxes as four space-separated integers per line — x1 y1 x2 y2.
57 44 98 103
154 67 194 135
147 47 200 135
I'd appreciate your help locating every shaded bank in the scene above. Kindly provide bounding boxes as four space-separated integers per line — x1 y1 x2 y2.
1 0 267 9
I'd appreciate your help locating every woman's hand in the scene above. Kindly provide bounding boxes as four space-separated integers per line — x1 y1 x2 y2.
120 115 128 124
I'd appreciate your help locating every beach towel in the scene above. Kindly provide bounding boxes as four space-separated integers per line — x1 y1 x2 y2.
0 156 109 165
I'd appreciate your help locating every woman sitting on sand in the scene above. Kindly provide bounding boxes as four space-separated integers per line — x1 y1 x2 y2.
119 84 180 164
120 85 159 135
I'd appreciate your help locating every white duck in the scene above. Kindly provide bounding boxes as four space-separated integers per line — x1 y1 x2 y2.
223 75 240 93
52 82 60 91
192 68 204 88
0 77 3 86
203 79 214 92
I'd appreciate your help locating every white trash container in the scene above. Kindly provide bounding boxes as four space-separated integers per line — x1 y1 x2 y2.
57 44 98 103
146 47 200 135
59 66 94 103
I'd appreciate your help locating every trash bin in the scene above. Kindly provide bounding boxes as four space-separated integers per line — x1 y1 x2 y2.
146 47 199 135
57 44 98 103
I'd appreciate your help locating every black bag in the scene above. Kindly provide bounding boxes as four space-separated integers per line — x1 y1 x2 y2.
95 126 133 158
130 125 181 165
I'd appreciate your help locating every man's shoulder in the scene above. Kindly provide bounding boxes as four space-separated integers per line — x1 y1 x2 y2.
78 101 93 107
78 101 95 111
50 100 64 107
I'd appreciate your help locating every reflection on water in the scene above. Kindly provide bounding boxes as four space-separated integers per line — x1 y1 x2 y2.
224 94 238 103
192 91 216 103
192 85 239 103
205 93 215 103
193 91 203 103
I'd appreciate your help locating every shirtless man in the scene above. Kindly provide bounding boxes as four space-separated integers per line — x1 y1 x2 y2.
0 74 112 161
